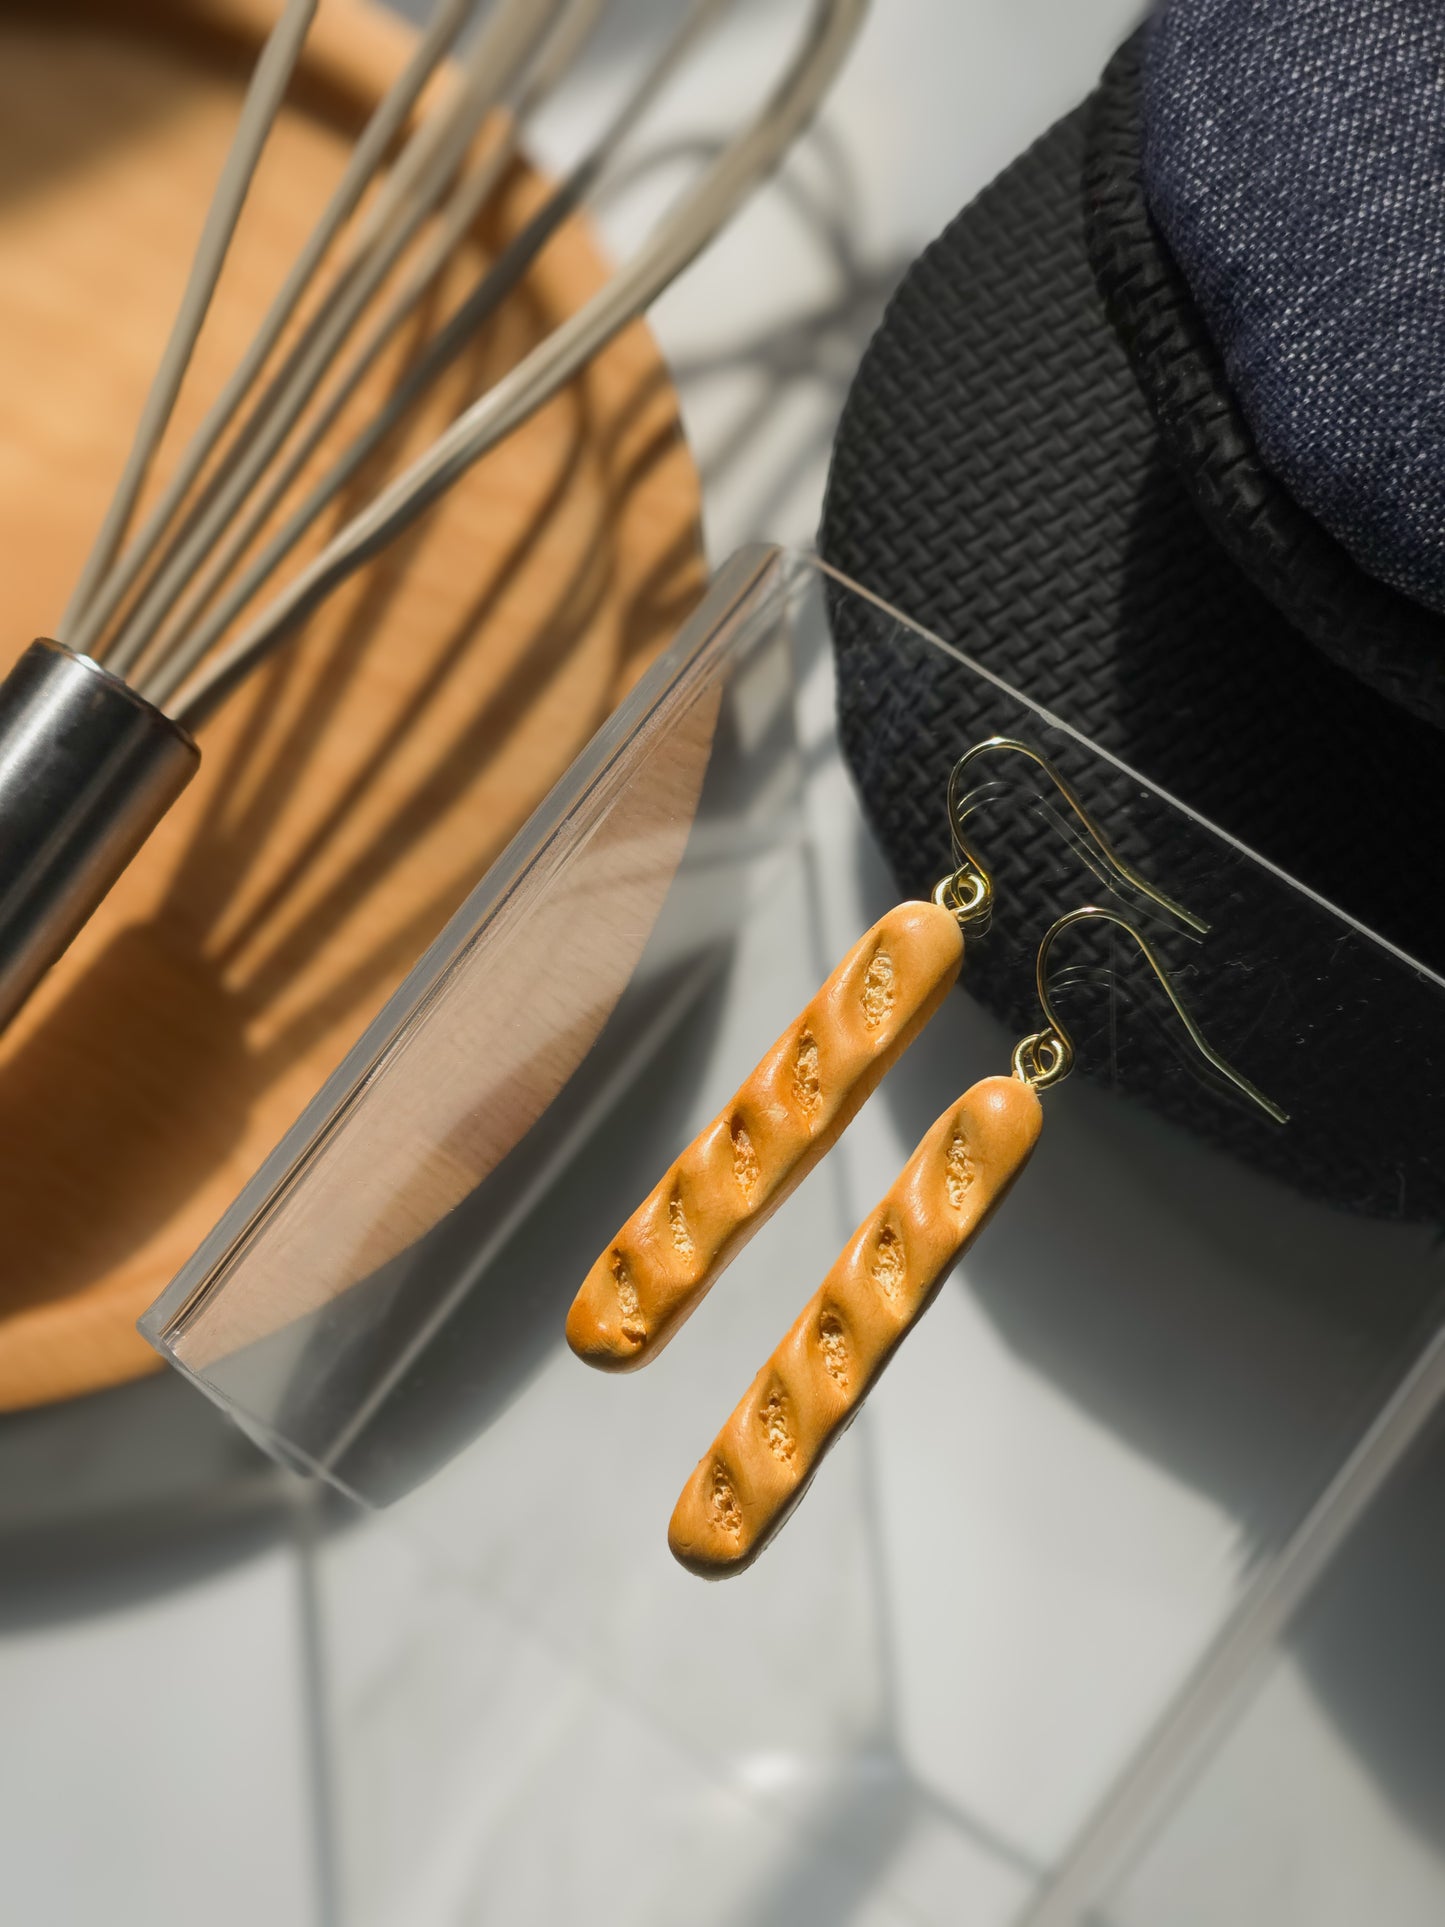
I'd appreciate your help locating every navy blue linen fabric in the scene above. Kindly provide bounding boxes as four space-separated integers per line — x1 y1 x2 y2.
1142 0 1445 615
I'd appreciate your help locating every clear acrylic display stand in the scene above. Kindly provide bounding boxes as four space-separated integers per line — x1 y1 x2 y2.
143 549 1445 1926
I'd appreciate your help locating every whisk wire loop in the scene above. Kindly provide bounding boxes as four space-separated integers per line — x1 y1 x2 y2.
165 0 869 724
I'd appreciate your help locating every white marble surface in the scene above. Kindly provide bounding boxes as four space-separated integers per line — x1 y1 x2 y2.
5 3 1444 1925
0 1525 319 1925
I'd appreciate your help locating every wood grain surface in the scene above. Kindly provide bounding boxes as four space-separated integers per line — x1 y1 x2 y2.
0 0 706 1408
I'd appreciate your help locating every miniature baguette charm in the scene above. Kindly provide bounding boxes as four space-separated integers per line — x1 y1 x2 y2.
668 1074 1042 1578
566 901 964 1370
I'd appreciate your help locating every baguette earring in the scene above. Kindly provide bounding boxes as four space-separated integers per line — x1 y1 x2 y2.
566 739 1205 1371
668 904 1286 1578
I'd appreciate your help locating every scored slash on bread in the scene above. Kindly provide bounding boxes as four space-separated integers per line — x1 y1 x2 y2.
668 1076 1043 1578
565 900 965 1371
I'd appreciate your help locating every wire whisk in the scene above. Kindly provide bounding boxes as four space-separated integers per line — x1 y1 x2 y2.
0 0 866 1035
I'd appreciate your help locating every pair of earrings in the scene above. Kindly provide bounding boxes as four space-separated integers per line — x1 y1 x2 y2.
566 738 1284 1578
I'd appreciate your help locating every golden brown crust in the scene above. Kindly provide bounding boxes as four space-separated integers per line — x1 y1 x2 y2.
566 901 964 1370
668 1075 1043 1577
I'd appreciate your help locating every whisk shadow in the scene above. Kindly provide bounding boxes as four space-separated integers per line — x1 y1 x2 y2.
164 275 467 931
240 358 690 1056
0 277 700 1317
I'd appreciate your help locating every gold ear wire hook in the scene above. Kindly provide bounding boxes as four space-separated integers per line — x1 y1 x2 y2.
1011 905 1289 1124
932 738 1210 936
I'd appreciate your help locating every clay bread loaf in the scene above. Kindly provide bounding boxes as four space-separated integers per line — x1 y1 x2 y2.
669 1074 1043 1576
566 900 965 1370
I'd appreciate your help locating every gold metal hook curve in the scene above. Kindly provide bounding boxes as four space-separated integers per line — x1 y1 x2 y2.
1012 904 1289 1124
935 737 1209 936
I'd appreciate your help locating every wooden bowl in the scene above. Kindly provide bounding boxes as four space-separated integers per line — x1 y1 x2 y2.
0 0 706 1409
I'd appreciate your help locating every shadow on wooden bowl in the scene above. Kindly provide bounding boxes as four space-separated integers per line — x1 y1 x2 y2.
0 0 706 1409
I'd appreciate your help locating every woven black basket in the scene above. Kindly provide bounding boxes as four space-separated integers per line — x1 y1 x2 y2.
821 37 1445 1224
